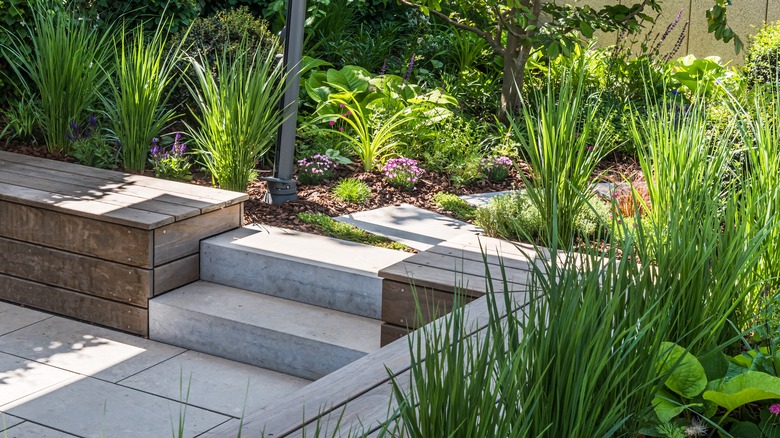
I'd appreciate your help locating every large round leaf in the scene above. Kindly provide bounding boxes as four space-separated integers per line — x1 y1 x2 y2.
703 371 780 413
659 342 708 398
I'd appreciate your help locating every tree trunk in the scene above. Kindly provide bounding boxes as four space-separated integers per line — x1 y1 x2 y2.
498 31 528 124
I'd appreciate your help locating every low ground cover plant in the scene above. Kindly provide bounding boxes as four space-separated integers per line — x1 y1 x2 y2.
383 157 424 191
332 178 371 204
297 212 412 252
297 154 338 185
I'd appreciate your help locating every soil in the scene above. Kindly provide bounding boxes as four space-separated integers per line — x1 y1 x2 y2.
3 139 641 238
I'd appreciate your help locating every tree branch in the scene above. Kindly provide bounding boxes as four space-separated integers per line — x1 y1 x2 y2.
398 0 505 55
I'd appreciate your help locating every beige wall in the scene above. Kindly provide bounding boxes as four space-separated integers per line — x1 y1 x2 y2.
562 0 775 64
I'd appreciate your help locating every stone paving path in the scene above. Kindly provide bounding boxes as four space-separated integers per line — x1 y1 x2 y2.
0 301 310 437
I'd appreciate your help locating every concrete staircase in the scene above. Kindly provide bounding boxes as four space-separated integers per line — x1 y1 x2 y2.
149 225 412 381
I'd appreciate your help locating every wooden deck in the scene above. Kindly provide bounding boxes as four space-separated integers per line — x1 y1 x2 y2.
0 150 247 335
205 234 535 437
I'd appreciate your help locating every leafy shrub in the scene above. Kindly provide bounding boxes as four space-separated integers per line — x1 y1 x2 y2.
297 154 337 185
432 192 475 221
481 156 512 182
383 157 424 191
68 115 118 169
332 178 371 204
186 36 287 192
744 21 780 86
149 134 192 181
475 191 610 243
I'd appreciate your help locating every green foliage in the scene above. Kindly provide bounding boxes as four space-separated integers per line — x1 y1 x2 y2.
297 154 338 185
744 21 780 86
2 1 113 154
513 63 613 246
0 93 39 144
432 192 475 221
186 36 287 192
104 22 183 172
474 191 610 244
68 117 118 169
332 178 371 204
149 134 192 181
665 54 743 98
297 212 411 251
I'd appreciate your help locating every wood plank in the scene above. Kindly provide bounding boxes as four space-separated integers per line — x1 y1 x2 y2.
153 253 199 296
0 273 148 335
0 236 151 307
154 204 241 266
0 200 153 268
379 259 527 294
0 163 199 221
0 158 226 212
391 251 532 286
381 323 410 347
204 292 528 438
0 181 173 229
381 280 477 329
0 150 248 210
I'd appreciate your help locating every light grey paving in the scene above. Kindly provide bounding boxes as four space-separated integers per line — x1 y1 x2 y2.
4 375 230 438
0 316 185 383
150 281 381 380
0 414 24 431
201 225 410 319
0 352 80 408
2 421 77 437
335 204 480 250
459 190 515 207
0 302 51 336
120 350 310 418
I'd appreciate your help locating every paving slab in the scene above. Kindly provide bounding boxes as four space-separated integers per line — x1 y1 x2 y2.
4 376 230 438
0 352 80 408
0 301 51 336
2 421 77 437
119 350 311 418
0 316 185 383
0 414 24 430
335 204 480 250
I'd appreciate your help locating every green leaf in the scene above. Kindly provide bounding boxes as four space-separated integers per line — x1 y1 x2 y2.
659 342 708 398
652 388 701 423
326 65 370 94
547 41 560 59
703 371 780 413
579 22 594 39
729 422 763 438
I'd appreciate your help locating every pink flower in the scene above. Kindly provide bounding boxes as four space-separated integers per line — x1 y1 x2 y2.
328 120 336 126
770 404 780 415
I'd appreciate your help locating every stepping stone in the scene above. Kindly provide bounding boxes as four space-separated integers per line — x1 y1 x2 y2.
459 191 515 207
335 204 480 251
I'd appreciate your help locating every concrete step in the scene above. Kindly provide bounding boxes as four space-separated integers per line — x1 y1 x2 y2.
149 281 381 381
200 225 411 319
335 203 481 251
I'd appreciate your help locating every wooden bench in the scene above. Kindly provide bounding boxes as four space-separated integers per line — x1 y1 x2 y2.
378 233 537 346
0 150 247 336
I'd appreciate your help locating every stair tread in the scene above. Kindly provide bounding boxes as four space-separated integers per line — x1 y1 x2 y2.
152 281 380 354
204 225 411 276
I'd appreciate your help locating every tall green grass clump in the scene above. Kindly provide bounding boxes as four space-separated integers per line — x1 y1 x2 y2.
1 1 112 153
104 22 185 172
730 81 780 311
513 60 611 247
383 233 673 436
186 37 287 192
630 95 771 351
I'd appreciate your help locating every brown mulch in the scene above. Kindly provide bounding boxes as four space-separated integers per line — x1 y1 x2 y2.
3 139 642 238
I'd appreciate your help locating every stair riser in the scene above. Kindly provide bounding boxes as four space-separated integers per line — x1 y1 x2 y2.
149 301 367 381
200 243 381 319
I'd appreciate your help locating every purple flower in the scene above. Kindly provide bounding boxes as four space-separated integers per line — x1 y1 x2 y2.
88 114 97 127
379 60 387 76
404 54 415 82
770 404 780 415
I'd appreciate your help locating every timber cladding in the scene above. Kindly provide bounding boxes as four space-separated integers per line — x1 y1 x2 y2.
378 234 534 346
0 151 247 336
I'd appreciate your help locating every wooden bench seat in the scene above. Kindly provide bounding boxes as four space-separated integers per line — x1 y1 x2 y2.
0 150 247 335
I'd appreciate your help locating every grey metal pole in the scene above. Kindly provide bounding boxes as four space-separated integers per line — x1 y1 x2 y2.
264 0 307 205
